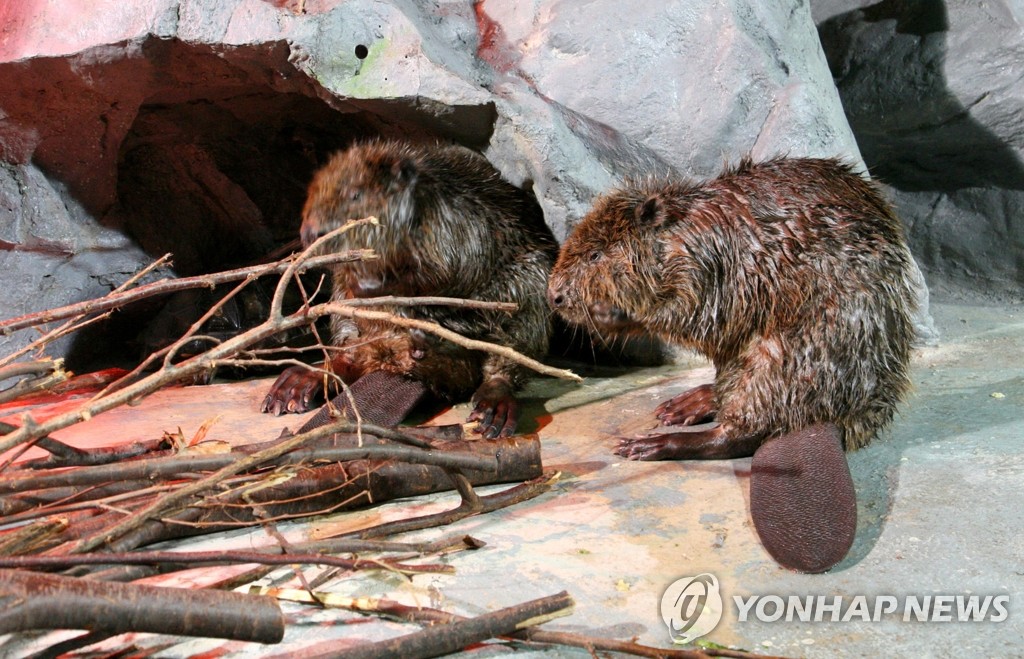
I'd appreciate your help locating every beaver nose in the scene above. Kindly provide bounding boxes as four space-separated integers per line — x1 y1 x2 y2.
547 283 567 309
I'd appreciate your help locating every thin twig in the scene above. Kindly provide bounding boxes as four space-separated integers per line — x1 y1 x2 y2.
2 311 117 370
321 303 580 382
0 291 567 458
0 359 62 383
160 277 256 370
79 534 486 585
268 219 376 320
0 254 172 368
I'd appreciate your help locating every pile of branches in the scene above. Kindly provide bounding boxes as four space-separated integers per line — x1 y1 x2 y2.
0 219 776 658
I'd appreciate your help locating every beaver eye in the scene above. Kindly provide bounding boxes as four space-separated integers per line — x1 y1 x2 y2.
349 191 361 202
588 250 602 263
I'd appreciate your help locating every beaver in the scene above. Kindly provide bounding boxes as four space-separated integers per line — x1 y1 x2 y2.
260 140 559 438
547 156 917 572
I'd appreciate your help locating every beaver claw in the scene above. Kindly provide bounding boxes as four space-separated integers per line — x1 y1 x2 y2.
468 377 519 438
260 366 330 416
655 383 717 426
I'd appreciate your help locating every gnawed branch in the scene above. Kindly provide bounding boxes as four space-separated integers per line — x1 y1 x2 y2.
58 427 544 556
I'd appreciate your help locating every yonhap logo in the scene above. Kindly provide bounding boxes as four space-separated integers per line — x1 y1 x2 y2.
660 573 724 644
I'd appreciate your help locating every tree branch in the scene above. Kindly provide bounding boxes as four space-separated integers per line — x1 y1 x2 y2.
0 549 453 576
0 569 285 643
303 590 575 659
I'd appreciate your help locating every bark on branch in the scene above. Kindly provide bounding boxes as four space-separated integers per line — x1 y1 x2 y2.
0 569 285 643
306 590 575 659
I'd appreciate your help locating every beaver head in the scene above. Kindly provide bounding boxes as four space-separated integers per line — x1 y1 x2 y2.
299 141 422 249
547 181 706 338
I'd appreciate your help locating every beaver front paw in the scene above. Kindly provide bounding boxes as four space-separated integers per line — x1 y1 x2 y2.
468 376 519 439
655 383 717 427
260 366 331 416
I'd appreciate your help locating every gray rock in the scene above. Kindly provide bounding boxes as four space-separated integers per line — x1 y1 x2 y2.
896 187 1024 300
477 0 866 234
0 163 157 359
815 0 1024 298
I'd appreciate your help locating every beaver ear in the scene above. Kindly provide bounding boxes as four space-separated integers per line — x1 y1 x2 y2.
387 158 418 227
634 195 663 226
389 158 418 191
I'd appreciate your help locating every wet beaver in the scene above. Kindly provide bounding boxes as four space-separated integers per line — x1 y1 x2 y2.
261 140 559 438
547 156 916 572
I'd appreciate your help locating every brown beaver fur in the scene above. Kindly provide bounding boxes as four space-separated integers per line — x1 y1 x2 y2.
547 156 916 571
262 140 558 437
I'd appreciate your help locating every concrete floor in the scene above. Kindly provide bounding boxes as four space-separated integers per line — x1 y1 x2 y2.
2 299 1021 657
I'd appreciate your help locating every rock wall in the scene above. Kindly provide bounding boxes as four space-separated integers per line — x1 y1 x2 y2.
1 0 937 365
814 0 1024 298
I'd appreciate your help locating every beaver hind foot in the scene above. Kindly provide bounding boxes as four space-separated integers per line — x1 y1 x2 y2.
615 424 762 461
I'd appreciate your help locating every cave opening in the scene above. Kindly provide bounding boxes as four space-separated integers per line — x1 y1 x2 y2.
60 38 498 373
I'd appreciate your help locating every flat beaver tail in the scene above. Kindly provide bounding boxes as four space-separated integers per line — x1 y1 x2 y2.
750 423 857 573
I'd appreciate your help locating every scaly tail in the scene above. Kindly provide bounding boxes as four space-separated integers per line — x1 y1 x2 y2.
298 370 428 432
750 424 857 573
